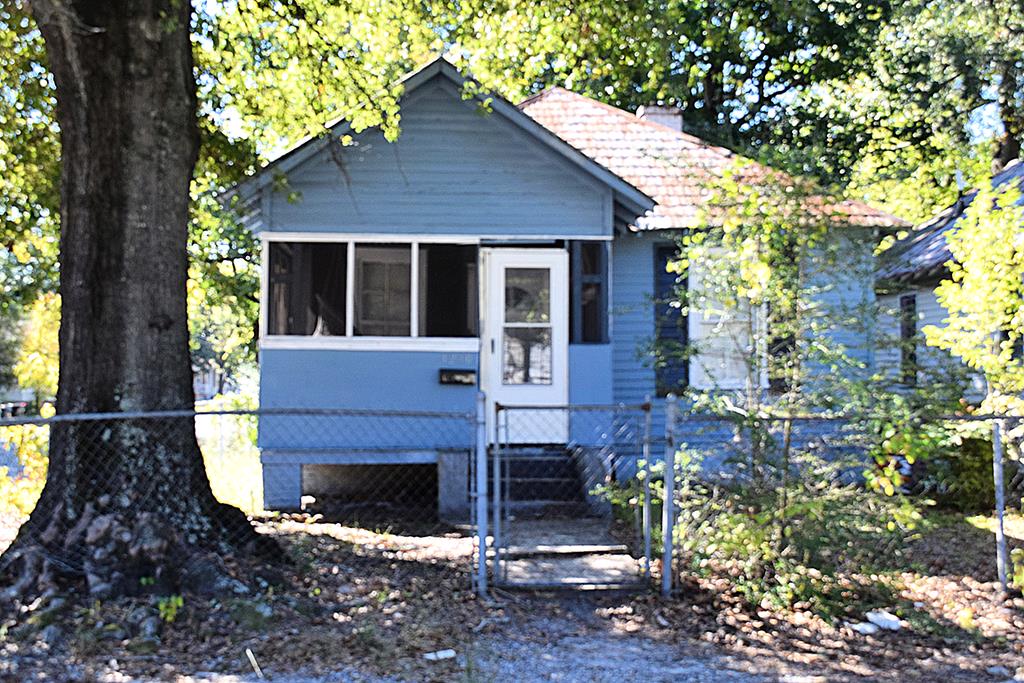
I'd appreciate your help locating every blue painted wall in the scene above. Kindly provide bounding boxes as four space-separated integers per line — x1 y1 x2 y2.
611 231 668 437
606 228 880 482
259 348 478 451
264 77 613 236
260 341 615 448
568 344 614 404
806 229 877 373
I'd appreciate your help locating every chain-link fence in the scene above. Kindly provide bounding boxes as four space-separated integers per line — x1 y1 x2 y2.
659 402 1024 602
0 406 481 593
1 399 1020 600
490 403 655 590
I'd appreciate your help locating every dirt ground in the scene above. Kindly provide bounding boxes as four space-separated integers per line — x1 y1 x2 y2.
2 514 1023 682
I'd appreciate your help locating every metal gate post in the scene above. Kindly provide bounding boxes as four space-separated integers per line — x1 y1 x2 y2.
661 394 678 598
641 397 653 580
492 403 504 583
993 417 1009 591
475 392 489 596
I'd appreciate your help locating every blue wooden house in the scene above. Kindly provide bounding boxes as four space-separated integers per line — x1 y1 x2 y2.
233 58 900 513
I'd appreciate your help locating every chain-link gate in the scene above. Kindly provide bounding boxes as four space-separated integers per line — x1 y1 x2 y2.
487 402 655 590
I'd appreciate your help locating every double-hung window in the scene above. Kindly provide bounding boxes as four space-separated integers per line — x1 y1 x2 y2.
354 245 411 336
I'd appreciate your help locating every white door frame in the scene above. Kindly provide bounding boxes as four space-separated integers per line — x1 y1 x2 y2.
480 247 569 443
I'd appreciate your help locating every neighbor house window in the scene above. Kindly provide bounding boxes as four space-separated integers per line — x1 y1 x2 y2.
266 240 478 339
768 304 796 394
268 242 347 336
570 241 609 343
899 294 917 386
654 245 688 397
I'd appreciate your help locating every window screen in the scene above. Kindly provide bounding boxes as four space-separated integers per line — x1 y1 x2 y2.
418 244 478 337
268 242 347 336
654 245 688 397
354 244 411 337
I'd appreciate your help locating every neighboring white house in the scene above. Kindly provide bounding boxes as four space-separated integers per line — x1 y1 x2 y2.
875 159 1024 389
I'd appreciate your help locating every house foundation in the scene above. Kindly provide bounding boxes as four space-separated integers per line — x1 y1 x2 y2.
260 450 471 521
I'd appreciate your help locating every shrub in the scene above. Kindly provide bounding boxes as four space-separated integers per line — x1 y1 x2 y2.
920 436 996 512
603 437 923 619
670 446 920 617
0 422 49 518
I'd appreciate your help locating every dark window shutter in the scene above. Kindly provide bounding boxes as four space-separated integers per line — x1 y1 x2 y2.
899 294 917 386
570 241 608 343
654 245 688 396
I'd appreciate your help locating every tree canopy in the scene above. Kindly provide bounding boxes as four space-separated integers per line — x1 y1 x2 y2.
1 0 1020 388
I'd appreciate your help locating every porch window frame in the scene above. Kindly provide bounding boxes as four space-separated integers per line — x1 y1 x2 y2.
260 233 613 352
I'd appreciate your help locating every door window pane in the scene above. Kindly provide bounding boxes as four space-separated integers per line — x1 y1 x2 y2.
505 268 550 323
354 245 411 336
503 328 552 384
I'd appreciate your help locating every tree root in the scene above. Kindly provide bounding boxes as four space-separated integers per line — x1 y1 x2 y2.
1 498 282 608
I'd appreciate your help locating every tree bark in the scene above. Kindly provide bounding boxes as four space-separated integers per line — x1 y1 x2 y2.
994 59 1022 173
3 0 268 602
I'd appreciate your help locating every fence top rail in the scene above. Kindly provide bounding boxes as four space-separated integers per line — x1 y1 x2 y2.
672 412 1024 423
0 406 476 428
496 402 651 412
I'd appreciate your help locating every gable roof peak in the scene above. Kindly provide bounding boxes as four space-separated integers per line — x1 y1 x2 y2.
229 59 654 224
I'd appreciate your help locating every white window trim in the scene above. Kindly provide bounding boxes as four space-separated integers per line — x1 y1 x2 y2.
261 231 613 243
410 242 420 337
260 335 479 353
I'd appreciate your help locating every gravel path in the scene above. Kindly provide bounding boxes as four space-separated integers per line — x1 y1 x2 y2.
165 614 772 683
465 628 766 682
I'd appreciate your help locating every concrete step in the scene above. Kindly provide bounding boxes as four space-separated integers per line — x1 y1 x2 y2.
505 500 593 518
498 554 643 589
508 478 583 501
503 542 629 558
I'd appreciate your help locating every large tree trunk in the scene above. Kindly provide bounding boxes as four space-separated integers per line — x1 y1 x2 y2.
2 0 268 603
994 60 1022 173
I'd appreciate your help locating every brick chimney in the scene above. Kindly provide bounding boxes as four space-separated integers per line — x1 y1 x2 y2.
636 105 683 131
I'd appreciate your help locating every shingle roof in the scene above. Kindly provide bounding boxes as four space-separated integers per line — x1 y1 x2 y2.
518 87 904 231
877 160 1024 284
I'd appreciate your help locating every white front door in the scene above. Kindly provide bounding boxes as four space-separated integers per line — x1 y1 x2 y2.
481 248 569 443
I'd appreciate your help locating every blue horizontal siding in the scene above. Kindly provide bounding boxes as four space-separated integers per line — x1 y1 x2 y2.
258 348 477 450
265 77 611 236
569 343 614 404
611 232 662 433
